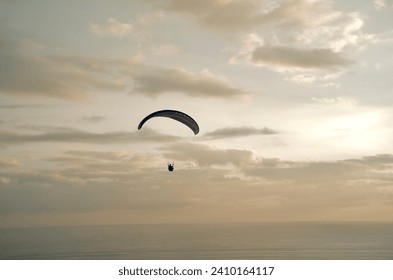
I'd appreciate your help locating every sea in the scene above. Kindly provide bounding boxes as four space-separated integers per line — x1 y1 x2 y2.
1 223 392 260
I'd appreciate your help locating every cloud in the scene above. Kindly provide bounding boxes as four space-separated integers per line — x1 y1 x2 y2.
63 150 135 163
0 145 234 218
48 150 161 175
147 0 265 31
374 0 386 9
0 31 127 100
0 169 186 215
0 104 46 109
257 0 334 28
286 71 345 87
0 29 247 100
244 154 393 183
228 2 380 86
162 142 254 167
147 0 332 31
82 116 106 123
89 18 133 38
251 45 353 70
311 97 358 109
245 159 356 181
0 149 189 217
231 13 363 71
151 44 179 56
0 127 178 146
374 0 393 10
1 152 393 226
50 55 248 99
205 126 277 139
346 154 393 169
152 0 371 53
132 67 248 99
0 157 20 169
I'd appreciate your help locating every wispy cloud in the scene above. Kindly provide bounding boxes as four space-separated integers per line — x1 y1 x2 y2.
48 150 160 173
133 67 248 99
147 0 266 31
151 44 179 56
251 46 353 70
286 71 345 87
205 126 277 139
89 18 133 38
0 157 20 169
244 155 393 184
147 0 330 31
82 116 106 123
311 97 358 109
374 0 393 10
0 127 178 146
162 142 254 167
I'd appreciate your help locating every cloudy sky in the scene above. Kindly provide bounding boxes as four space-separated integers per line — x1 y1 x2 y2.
1 0 393 228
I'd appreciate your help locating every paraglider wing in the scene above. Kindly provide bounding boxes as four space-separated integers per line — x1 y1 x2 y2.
138 109 199 135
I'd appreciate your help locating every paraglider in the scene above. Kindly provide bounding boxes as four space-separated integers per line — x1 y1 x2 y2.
137 109 199 135
138 109 199 172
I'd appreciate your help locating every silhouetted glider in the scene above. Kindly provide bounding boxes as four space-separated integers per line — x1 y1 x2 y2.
138 109 199 135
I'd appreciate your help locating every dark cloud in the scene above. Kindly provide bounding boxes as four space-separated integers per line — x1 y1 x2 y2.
82 116 106 122
346 154 393 166
133 67 248 99
0 29 248 101
0 127 178 145
251 46 353 70
205 126 277 139
53 56 249 99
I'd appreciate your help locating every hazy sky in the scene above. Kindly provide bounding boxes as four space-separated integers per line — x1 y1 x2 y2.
1 0 393 227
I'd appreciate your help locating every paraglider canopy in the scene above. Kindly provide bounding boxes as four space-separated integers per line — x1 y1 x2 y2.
138 109 199 135
138 110 198 172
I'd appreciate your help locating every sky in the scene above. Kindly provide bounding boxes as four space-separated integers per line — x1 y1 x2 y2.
1 0 393 228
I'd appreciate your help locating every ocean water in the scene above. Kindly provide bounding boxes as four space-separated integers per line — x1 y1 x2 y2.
0 223 392 260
